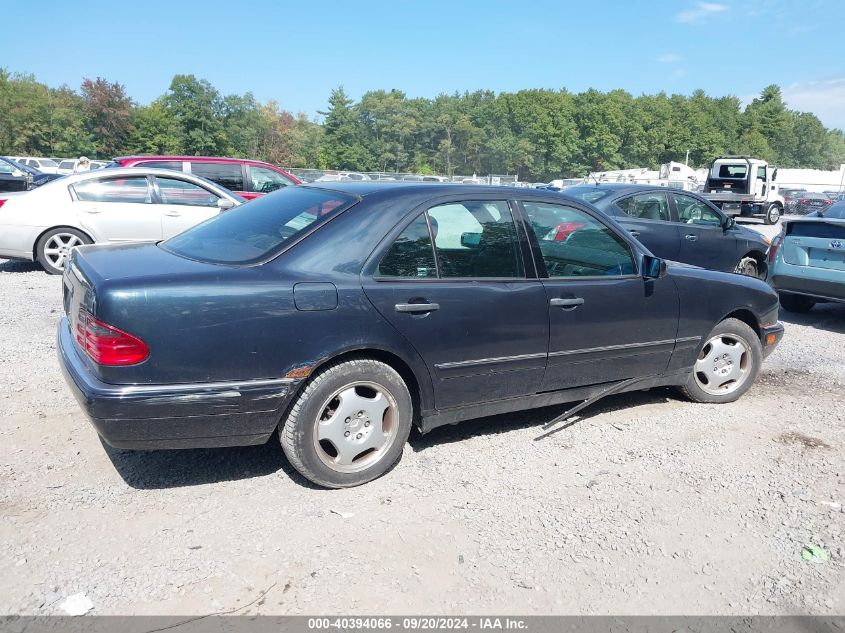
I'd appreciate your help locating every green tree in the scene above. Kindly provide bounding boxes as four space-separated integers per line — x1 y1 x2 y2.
81 77 133 157
321 86 370 170
164 74 227 155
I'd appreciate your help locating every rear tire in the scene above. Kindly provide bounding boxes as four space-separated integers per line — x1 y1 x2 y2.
764 203 781 225
678 318 762 404
36 227 92 274
779 293 815 313
279 358 413 488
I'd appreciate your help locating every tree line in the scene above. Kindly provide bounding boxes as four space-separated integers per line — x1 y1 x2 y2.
1 69 843 181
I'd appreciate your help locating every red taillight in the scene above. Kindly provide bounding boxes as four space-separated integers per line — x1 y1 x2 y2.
553 222 586 241
798 198 809 205
0 199 6 208
768 231 784 264
75 309 149 365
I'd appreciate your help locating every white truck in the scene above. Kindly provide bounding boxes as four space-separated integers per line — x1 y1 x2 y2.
702 156 784 225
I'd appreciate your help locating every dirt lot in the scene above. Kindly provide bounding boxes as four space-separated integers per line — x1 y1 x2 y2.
1 252 843 616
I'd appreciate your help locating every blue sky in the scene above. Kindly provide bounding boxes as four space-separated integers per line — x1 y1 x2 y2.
4 0 844 129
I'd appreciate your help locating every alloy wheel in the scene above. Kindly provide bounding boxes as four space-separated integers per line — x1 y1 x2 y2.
312 381 399 473
42 233 83 271
693 334 753 396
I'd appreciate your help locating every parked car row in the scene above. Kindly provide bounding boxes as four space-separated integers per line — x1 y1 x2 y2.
562 184 771 279
0 156 64 193
108 156 300 199
0 168 243 273
781 187 842 215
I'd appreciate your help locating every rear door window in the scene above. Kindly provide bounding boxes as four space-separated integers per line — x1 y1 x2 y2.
72 176 153 203
376 215 437 278
427 201 523 278
190 162 244 191
615 192 671 221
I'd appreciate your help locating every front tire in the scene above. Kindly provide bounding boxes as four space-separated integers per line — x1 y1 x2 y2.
764 203 781 225
779 293 815 313
36 228 92 274
280 358 413 488
678 318 762 404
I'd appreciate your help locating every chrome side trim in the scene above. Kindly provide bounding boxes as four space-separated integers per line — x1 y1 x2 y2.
674 336 702 344
549 339 677 358
435 352 546 370
100 377 295 398
435 336 701 370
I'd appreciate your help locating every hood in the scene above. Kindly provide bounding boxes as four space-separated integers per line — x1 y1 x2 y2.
734 224 768 243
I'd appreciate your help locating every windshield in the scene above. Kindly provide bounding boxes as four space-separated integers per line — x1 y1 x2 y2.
563 186 614 203
821 202 845 219
162 186 357 265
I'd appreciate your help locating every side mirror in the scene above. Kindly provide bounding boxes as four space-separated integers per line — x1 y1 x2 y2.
460 232 482 248
217 198 236 211
642 254 668 279
723 216 736 230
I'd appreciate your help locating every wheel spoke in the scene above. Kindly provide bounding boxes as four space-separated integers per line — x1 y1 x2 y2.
316 387 360 445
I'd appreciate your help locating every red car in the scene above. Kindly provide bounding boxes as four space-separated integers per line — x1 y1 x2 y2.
108 156 300 200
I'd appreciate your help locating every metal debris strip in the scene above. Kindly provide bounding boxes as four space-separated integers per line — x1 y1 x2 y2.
534 375 657 441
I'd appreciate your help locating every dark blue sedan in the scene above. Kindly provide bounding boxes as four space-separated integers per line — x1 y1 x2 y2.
58 183 783 488
564 184 771 278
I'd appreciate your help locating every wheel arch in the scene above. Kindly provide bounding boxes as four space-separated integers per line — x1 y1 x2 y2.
739 249 768 279
720 308 760 338
33 225 95 256
283 347 432 430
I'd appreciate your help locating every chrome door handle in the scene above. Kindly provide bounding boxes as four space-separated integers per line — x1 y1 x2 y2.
84 208 102 214
164 211 181 217
395 303 439 313
550 297 584 308
629 230 640 237
685 234 698 241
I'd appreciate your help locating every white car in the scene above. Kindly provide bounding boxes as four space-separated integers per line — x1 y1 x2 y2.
55 159 79 175
0 168 243 274
7 156 61 174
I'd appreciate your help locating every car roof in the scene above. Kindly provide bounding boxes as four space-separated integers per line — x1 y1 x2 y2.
114 155 277 167
302 181 574 198
565 183 692 196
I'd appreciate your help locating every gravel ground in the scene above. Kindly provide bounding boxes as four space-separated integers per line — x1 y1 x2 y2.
1 247 843 616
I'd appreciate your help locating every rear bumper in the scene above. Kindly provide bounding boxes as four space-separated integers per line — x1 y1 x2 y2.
0 223 40 261
57 318 299 449
770 268 845 303
760 322 785 359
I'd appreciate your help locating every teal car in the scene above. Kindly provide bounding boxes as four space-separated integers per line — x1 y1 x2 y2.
769 201 845 312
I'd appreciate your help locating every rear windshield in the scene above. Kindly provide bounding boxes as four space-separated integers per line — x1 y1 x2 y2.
717 164 747 178
162 187 357 265
562 187 613 203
